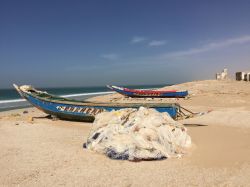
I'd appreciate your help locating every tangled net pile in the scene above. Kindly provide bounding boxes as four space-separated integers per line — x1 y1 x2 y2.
84 107 191 161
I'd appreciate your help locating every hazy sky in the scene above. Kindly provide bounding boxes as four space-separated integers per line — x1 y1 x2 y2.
1 0 250 88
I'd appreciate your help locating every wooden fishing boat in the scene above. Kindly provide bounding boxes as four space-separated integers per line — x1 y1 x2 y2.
13 84 183 122
107 85 188 98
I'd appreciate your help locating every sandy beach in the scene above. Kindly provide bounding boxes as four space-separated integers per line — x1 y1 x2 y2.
1 80 250 186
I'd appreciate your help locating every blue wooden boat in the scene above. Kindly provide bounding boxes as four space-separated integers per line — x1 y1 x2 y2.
107 85 188 98
13 84 182 122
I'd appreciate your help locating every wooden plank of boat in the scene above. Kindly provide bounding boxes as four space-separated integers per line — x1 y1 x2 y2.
13 84 181 122
107 85 188 98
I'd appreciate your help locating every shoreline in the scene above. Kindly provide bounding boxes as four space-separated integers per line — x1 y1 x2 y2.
1 79 250 186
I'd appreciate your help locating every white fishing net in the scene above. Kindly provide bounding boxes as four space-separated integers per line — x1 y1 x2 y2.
84 107 191 160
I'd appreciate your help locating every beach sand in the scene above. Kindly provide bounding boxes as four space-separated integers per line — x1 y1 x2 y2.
1 80 250 186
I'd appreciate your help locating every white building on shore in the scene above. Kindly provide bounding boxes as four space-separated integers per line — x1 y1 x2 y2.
236 71 250 81
244 72 250 81
216 69 228 80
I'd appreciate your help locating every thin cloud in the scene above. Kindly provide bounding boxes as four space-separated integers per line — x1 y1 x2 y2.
131 36 146 44
161 35 250 58
101 53 119 60
149 40 166 47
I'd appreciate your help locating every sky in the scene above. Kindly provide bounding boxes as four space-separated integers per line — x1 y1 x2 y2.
1 0 250 88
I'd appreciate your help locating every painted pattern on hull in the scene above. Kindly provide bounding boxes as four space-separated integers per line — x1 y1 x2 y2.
56 106 105 116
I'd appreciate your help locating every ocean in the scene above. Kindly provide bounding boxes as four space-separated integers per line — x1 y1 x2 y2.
0 84 166 112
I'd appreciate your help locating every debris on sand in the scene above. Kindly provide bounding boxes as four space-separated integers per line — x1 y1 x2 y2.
27 117 34 123
10 113 21 117
84 107 191 161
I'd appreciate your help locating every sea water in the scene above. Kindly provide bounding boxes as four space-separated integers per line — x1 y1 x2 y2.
0 84 166 112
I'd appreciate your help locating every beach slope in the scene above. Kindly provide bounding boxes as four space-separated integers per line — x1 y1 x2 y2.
1 80 250 186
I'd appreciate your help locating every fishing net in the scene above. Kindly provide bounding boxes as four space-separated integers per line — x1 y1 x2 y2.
84 107 191 161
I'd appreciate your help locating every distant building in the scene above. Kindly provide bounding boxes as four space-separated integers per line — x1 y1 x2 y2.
216 68 228 80
236 71 250 81
236 72 245 81
244 72 250 81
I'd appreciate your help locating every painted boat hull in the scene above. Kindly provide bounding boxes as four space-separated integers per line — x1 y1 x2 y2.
14 85 181 122
107 85 188 98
